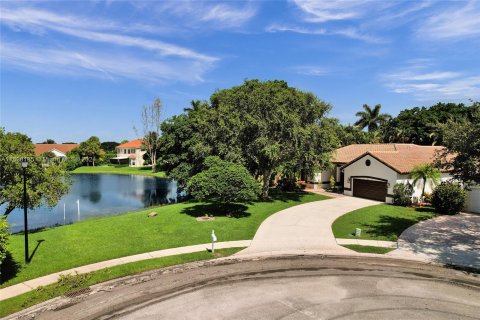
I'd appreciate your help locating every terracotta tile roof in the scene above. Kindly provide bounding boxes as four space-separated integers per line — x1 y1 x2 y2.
332 144 399 163
128 155 136 159
117 139 144 149
34 144 79 155
337 144 448 174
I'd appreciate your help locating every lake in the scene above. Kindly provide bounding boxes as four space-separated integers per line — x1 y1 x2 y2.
6 174 180 233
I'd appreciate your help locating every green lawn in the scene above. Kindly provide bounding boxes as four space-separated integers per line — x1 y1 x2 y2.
72 165 166 177
0 248 243 318
1 191 327 288
342 244 395 254
332 204 438 241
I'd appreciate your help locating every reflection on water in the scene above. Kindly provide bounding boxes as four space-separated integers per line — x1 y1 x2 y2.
6 174 180 233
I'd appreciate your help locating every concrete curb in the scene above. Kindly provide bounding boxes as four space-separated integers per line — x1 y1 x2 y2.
335 238 397 248
0 240 251 302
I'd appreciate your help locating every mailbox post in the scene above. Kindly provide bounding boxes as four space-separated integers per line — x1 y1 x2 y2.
211 230 217 253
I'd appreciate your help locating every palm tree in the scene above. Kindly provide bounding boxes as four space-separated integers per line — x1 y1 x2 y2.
183 100 203 113
354 104 391 132
410 163 441 199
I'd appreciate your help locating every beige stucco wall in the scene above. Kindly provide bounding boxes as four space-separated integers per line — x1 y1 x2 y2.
396 172 451 199
465 186 480 213
343 154 398 203
313 168 332 188
116 147 147 167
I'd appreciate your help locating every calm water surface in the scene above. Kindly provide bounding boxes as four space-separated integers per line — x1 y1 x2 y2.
7 174 180 233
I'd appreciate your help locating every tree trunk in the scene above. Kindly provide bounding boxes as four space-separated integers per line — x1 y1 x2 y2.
3 205 15 217
151 152 156 173
261 169 272 200
422 177 426 199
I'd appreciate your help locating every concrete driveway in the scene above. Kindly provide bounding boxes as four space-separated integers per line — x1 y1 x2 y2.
238 196 378 256
389 213 480 269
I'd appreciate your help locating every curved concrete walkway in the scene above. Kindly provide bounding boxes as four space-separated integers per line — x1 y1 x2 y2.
237 197 379 257
0 240 250 302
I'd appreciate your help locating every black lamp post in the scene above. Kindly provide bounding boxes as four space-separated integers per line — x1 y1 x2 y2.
21 159 29 263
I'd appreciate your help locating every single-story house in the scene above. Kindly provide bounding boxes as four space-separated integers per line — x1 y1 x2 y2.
315 144 452 203
111 139 146 167
34 143 79 158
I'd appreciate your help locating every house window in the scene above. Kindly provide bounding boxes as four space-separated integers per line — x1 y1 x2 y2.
365 159 371 166
123 149 126 154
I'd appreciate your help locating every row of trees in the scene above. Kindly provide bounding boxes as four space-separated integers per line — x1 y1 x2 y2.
349 101 479 147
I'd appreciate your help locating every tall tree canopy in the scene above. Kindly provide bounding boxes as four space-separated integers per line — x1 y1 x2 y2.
75 136 102 166
384 102 476 145
0 128 70 217
40 139 56 144
437 103 480 185
158 80 337 198
354 104 391 132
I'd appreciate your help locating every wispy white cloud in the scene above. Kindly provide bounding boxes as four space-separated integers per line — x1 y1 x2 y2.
292 0 374 23
154 1 257 28
1 41 213 83
266 23 383 43
1 7 216 62
0 6 217 82
292 65 329 76
417 1 480 41
201 4 257 27
266 24 326 35
382 63 480 101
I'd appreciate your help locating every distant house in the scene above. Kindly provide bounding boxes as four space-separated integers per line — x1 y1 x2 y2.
111 139 146 167
315 144 452 203
34 144 79 158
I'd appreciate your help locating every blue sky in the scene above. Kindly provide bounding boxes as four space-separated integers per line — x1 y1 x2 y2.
1 0 480 143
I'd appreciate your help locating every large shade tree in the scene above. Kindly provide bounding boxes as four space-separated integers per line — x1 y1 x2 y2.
436 103 480 186
0 128 70 217
158 80 337 198
354 104 391 132
75 136 102 166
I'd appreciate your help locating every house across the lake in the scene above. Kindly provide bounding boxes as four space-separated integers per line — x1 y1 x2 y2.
34 143 79 158
111 139 146 167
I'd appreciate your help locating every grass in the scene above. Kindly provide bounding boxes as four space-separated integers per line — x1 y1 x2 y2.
1 191 328 288
0 248 243 318
342 244 395 254
72 165 166 177
332 204 438 241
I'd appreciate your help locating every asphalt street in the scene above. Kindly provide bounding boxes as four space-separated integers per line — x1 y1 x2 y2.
8 255 480 320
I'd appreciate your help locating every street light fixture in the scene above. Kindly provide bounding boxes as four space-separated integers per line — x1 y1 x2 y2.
21 158 29 263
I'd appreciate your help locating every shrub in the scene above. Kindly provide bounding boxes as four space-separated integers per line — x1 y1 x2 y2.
423 192 432 204
431 181 466 215
392 182 414 206
0 218 9 265
329 175 336 191
187 157 260 206
64 153 82 171
276 178 301 192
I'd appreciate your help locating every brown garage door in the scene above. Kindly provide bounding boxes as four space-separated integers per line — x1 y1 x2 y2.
353 179 387 202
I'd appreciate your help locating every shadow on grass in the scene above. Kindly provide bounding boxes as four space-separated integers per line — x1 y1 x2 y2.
181 203 250 218
259 190 306 203
0 252 21 284
28 240 45 262
360 210 438 240
12 227 48 235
